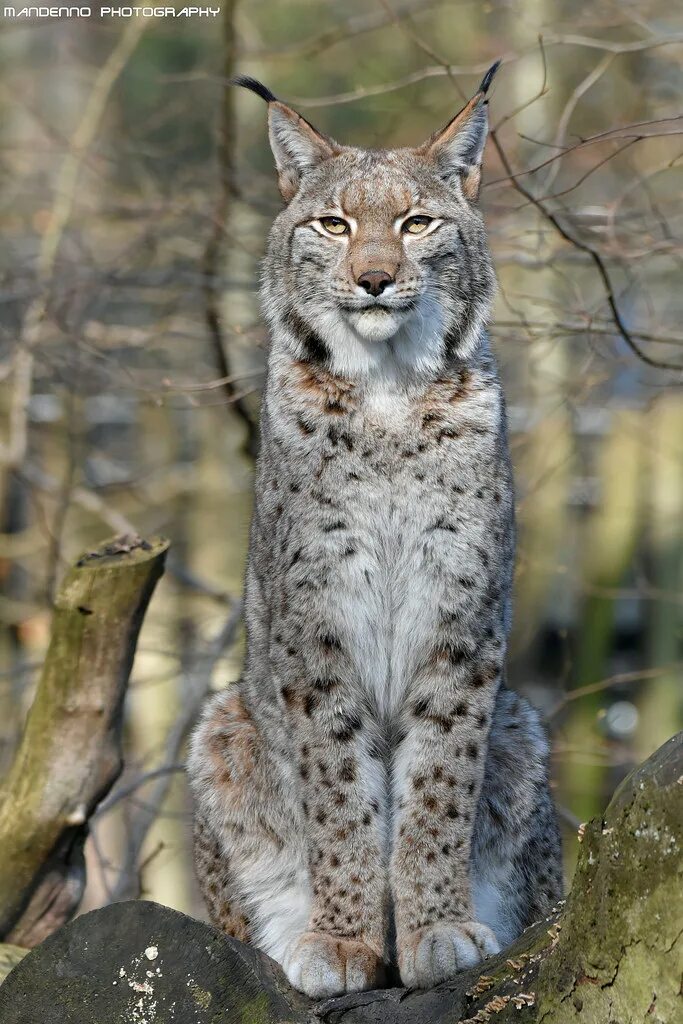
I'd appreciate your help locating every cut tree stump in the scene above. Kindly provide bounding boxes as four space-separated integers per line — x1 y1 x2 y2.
0 732 679 1023
0 945 26 986
0 534 169 948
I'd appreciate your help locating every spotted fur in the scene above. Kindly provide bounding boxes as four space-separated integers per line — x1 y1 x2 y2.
188 66 562 998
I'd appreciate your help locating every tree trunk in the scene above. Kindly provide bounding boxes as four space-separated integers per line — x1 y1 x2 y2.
0 731 679 1022
0 534 169 947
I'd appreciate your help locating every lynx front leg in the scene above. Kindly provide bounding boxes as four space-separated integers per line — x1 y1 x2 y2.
391 653 503 989
189 683 386 998
282 694 389 998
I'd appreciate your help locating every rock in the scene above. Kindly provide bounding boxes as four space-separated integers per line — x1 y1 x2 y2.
0 900 307 1024
0 733 680 1023
536 730 683 1023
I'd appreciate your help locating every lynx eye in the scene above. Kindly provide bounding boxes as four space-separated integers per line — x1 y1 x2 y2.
402 215 433 235
319 216 350 236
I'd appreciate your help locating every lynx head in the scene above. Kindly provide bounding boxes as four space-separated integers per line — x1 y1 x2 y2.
236 65 500 378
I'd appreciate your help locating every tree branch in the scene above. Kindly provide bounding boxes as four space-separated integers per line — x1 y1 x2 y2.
202 0 260 458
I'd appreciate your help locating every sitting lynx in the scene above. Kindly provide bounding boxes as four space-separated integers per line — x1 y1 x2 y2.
188 64 562 998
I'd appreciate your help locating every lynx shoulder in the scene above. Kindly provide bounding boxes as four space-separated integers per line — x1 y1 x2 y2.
188 64 562 999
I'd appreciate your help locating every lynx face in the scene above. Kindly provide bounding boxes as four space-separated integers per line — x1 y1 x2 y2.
240 72 497 376
272 150 492 355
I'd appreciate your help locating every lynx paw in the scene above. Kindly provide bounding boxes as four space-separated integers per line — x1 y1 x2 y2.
398 921 500 989
283 931 383 999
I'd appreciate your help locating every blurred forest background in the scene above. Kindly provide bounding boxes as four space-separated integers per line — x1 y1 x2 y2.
0 0 681 925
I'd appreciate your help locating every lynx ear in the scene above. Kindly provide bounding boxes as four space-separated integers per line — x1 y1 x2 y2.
232 75 339 202
420 60 501 201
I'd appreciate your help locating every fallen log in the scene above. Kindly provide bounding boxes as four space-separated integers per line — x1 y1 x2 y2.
0 731 679 1022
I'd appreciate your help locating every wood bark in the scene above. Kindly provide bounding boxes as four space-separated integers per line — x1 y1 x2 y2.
0 731 679 1022
0 945 26 986
0 534 169 946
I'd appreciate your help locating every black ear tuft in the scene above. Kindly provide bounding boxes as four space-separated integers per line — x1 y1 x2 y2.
478 60 501 97
230 75 278 104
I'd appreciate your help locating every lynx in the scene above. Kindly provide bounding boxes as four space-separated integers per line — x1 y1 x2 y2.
188 64 562 999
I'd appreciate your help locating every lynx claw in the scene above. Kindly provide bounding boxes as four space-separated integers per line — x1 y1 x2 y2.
398 921 500 989
284 931 383 999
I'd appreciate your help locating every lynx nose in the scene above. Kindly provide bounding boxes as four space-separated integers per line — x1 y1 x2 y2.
357 270 394 297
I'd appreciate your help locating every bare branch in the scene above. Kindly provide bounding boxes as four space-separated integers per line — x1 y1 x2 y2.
488 128 683 371
202 0 260 458
548 664 683 718
240 0 448 63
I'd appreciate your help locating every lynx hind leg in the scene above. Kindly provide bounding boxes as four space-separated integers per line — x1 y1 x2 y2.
472 687 563 949
194 813 250 940
187 686 311 966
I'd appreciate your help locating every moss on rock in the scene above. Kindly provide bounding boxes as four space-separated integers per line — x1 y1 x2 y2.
535 732 682 1023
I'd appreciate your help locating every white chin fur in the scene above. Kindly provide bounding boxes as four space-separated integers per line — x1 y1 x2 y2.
347 308 403 343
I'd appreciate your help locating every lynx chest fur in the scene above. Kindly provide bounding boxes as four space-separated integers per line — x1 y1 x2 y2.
188 67 562 1000
258 353 513 726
